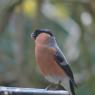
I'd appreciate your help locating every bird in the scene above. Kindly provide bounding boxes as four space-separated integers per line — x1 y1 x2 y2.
31 29 77 95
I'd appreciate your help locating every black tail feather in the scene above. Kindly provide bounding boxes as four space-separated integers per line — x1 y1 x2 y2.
69 80 76 95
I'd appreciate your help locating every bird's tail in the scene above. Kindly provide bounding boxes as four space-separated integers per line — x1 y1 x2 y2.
69 80 77 95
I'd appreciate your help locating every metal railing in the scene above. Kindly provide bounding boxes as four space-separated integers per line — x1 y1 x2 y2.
0 86 69 95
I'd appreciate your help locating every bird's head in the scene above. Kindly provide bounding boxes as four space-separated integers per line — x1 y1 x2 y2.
31 29 54 44
31 29 56 46
31 29 54 43
31 29 53 40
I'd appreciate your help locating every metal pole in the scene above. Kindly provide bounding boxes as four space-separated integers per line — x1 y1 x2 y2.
0 86 69 95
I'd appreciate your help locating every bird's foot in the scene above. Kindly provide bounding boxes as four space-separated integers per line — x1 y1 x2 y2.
55 85 66 90
45 84 53 90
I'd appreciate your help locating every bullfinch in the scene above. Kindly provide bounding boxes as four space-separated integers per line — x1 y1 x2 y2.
31 29 77 95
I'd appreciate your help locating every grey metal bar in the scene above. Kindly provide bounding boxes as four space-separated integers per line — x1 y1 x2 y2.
0 86 69 95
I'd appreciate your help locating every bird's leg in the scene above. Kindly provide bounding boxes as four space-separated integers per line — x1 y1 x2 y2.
45 83 53 90
55 81 61 90
55 81 66 90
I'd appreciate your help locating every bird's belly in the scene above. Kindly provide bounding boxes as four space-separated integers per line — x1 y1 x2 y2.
35 48 65 83
45 74 66 84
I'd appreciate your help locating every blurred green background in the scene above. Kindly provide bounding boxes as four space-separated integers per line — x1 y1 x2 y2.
0 0 95 95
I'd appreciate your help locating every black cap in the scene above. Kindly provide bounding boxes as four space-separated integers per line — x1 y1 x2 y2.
31 29 53 39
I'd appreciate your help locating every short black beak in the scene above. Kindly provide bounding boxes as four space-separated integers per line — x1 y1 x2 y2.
31 32 36 39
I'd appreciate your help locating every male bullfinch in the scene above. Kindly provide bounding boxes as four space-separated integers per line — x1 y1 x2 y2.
31 29 77 95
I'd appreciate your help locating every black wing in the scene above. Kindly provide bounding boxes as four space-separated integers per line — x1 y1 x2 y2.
55 50 74 81
55 49 77 95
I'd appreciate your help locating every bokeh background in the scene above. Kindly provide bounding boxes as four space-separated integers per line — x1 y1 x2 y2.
0 0 95 95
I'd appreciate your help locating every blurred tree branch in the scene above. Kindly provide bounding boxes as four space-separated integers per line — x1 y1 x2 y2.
32 0 44 29
0 0 22 33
